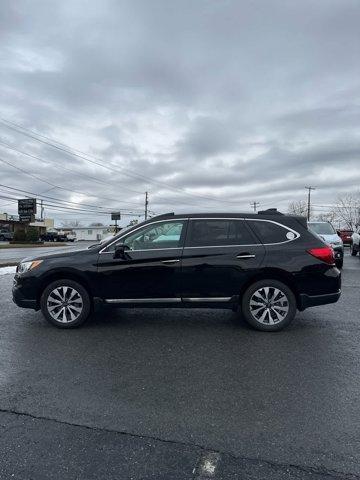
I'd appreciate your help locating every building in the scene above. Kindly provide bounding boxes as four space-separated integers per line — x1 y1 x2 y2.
0 213 54 236
70 226 115 241
31 218 54 230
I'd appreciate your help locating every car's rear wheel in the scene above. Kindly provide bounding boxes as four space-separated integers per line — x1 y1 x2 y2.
350 243 358 256
40 279 91 328
242 280 296 332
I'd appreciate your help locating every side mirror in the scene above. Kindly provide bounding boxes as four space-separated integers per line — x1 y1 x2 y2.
114 243 130 259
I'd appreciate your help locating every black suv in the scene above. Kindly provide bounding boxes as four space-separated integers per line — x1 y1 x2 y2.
13 210 341 331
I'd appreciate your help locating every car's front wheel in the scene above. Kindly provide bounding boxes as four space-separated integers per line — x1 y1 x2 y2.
40 279 91 328
242 279 296 332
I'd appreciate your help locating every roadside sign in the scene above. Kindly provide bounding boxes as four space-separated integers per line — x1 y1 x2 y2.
19 214 35 223
18 198 37 216
111 212 121 221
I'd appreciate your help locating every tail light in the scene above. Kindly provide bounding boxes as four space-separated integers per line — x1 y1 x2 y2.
307 247 335 265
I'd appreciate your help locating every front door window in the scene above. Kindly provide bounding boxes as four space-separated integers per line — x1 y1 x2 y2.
122 220 185 251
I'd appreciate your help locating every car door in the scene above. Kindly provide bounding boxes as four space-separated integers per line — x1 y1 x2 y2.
97 219 188 302
180 218 265 302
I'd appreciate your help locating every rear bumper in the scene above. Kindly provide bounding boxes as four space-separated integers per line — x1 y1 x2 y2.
299 290 341 311
333 246 343 260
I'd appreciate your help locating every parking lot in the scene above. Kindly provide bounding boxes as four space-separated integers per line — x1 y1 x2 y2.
0 251 359 479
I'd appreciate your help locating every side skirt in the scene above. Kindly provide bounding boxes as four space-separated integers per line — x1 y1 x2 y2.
101 296 239 309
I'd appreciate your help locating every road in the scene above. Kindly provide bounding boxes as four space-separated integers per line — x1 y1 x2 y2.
0 241 95 265
0 252 359 479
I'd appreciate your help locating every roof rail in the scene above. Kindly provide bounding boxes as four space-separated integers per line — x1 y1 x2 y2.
148 212 174 220
258 208 283 216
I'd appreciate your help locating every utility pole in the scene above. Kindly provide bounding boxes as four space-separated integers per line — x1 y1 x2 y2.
40 199 44 221
305 186 316 221
144 191 149 220
250 201 260 213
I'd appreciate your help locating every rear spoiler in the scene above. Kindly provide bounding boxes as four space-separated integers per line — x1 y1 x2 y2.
258 208 283 216
293 216 308 229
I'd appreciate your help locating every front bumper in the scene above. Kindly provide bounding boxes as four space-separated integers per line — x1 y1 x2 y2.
12 281 39 310
299 290 341 310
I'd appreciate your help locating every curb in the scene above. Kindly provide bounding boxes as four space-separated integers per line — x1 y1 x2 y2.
0 262 18 268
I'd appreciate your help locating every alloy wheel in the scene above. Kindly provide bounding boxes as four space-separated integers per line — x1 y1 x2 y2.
249 286 289 325
47 286 83 323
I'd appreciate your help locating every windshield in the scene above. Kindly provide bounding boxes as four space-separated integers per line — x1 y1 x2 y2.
308 222 336 235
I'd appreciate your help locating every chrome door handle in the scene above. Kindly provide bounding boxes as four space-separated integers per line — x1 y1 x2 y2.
236 254 255 259
161 259 180 264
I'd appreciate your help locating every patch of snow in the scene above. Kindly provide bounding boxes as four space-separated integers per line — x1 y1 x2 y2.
0 266 17 276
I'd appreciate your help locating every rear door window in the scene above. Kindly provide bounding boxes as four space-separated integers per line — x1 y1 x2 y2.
186 219 256 247
248 220 298 244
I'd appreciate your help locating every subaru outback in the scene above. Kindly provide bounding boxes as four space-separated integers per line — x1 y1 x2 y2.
13 210 341 331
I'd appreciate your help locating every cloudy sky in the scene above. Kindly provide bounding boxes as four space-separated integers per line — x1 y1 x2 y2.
0 0 359 226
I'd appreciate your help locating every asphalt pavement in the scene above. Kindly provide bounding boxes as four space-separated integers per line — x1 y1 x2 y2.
0 252 359 479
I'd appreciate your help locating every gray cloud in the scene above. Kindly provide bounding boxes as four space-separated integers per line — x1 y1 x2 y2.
0 0 359 224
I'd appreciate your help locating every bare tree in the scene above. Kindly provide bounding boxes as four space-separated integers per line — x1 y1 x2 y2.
331 193 360 229
288 200 308 217
126 219 139 227
61 220 83 228
316 211 338 224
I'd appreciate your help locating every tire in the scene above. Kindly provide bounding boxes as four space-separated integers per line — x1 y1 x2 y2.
335 259 343 269
40 279 91 328
241 279 296 332
350 243 358 256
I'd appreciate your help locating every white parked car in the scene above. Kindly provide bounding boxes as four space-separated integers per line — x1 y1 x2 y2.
66 233 76 242
350 226 360 256
308 221 344 268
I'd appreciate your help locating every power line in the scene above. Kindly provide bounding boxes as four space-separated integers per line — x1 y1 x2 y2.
0 156 146 210
0 193 141 218
0 184 144 215
0 138 244 210
0 139 146 198
0 117 245 206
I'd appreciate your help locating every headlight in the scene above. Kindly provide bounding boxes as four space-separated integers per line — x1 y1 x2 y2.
17 260 43 274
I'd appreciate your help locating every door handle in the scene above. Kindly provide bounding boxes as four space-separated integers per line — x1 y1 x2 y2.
236 254 255 259
161 259 180 264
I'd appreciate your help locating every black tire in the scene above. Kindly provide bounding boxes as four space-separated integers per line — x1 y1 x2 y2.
350 243 358 256
40 279 91 328
335 259 343 269
241 279 296 332
0 235 5 241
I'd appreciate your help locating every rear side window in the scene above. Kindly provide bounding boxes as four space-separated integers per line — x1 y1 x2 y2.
186 219 256 247
248 220 298 244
